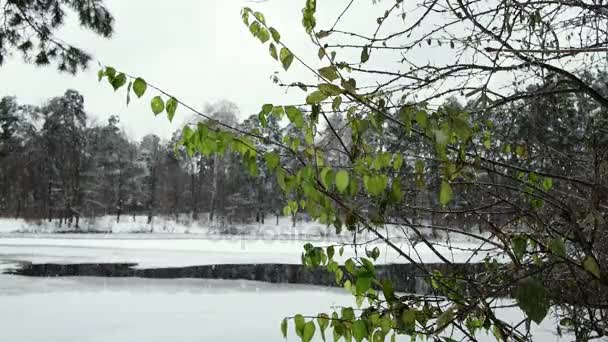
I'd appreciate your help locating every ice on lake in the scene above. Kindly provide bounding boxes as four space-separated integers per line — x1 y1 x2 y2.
0 274 567 342
0 232 562 341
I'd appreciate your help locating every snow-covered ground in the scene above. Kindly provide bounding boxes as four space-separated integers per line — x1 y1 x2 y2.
0 275 566 342
0 235 499 268
0 215 338 237
0 215 500 267
0 215 486 242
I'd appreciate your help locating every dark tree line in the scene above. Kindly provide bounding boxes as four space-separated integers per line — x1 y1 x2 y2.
2 80 601 234
0 91 288 228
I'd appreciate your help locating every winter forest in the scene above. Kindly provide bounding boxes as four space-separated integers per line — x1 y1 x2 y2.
1 92 287 226
1 76 602 232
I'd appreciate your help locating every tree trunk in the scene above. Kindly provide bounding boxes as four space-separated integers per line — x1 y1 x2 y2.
47 181 52 222
116 199 122 224
209 154 219 222
191 171 198 220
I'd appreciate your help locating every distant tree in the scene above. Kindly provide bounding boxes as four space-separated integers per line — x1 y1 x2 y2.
85 115 142 222
203 100 239 222
140 134 162 224
41 89 87 227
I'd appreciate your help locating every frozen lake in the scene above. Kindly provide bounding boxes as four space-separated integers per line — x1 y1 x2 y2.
0 235 563 341
0 275 353 341
0 274 566 342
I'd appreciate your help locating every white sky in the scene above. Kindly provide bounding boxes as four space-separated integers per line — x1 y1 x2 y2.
2 0 488 142
0 0 380 140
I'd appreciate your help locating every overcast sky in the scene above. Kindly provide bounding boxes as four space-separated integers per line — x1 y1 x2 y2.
1 0 475 142
0 0 387 140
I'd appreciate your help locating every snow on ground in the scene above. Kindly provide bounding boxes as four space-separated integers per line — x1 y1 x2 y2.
0 235 500 268
0 215 486 243
0 275 566 342
0 215 336 237
0 215 500 267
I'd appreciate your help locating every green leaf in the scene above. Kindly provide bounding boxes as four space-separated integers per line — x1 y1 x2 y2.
104 67 116 79
318 47 326 60
360 45 370 63
133 78 147 98
451 114 471 141
281 318 288 338
352 320 368 342
356 272 373 294
542 177 553 191
317 314 329 341
393 155 403 171
401 310 416 332
320 167 334 190
345 259 356 274
253 11 266 24
318 66 339 82
382 279 396 302
294 314 305 337
269 27 281 42
166 97 178 122
285 106 305 129
511 235 528 260
306 91 329 105
97 69 104 82
257 27 270 43
269 43 278 60
151 96 165 116
261 103 274 115
583 256 601 279
515 278 549 324
265 152 280 171
415 111 428 128
342 307 355 321
390 181 403 203
327 246 335 260
483 130 492 149
241 8 250 26
280 48 294 71
302 0 316 33
335 170 349 193
249 21 261 37
335 268 344 283
549 238 566 258
439 180 453 206
303 321 316 342
271 106 285 119
111 73 127 91
364 175 387 197
319 83 342 96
